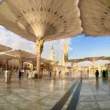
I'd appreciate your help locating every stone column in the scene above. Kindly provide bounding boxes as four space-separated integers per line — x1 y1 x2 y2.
18 59 24 70
6 59 9 69
36 39 44 78
21 61 24 69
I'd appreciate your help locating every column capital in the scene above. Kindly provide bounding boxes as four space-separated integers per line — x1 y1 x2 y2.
36 39 44 54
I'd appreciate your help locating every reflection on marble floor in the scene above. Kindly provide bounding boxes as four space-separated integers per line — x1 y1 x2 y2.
0 76 75 110
1 76 110 110
76 78 110 110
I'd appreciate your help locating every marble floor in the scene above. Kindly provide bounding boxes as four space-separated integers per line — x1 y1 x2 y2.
0 75 77 110
0 76 110 110
76 78 110 110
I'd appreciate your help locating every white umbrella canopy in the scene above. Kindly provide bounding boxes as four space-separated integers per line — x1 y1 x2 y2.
68 58 86 63
5 50 36 66
0 0 83 76
41 58 53 64
0 0 82 41
0 0 110 39
80 0 110 36
77 60 110 67
76 61 94 67
6 50 36 58
0 53 14 68
84 56 105 63
0 53 14 61
0 44 11 52
103 57 110 61
25 57 53 64
1 0 110 77
4 50 52 64
68 56 105 66
95 60 110 66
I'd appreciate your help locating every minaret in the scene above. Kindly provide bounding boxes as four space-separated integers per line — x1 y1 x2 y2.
50 45 54 62
64 42 68 62
61 53 65 66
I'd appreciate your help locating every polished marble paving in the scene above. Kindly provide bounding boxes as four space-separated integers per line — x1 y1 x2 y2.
76 78 110 110
0 75 76 110
1 75 110 110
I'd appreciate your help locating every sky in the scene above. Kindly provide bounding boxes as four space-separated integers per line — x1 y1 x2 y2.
69 34 110 59
0 26 110 66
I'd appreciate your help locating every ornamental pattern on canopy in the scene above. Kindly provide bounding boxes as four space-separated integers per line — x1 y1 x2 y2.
80 0 110 36
0 0 110 41
0 0 82 41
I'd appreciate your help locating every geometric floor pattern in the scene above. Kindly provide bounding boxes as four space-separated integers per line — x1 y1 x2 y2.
0 76 110 110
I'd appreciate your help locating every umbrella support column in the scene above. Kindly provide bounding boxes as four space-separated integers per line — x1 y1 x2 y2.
19 60 24 69
6 60 9 69
36 39 44 79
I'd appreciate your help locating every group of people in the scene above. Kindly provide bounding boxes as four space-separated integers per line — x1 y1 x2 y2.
3 68 63 83
18 69 37 80
49 70 61 80
49 70 56 80
95 69 110 81
3 68 38 83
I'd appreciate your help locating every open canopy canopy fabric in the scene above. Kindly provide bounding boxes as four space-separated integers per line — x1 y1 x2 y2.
41 58 53 64
68 58 86 63
0 0 109 42
103 57 110 61
5 50 52 64
0 44 11 52
0 0 82 41
80 0 110 36
0 53 14 61
6 50 36 59
25 57 53 64
68 56 105 63
83 56 105 63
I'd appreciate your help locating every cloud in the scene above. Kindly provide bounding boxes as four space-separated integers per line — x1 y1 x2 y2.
0 26 73 64
42 38 72 61
0 26 36 53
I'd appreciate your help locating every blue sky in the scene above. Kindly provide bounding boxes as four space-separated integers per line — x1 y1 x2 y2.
68 34 110 59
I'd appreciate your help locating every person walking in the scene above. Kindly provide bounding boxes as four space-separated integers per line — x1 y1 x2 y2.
105 69 108 79
28 70 32 79
102 70 106 78
95 70 99 80
59 71 61 78
49 71 52 79
4 69 8 83
26 69 29 78
32 69 37 79
21 69 24 76
108 70 110 81
53 71 56 80
80 70 83 80
18 70 22 80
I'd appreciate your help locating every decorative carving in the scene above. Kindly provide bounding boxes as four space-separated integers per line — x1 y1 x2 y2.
0 0 82 41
